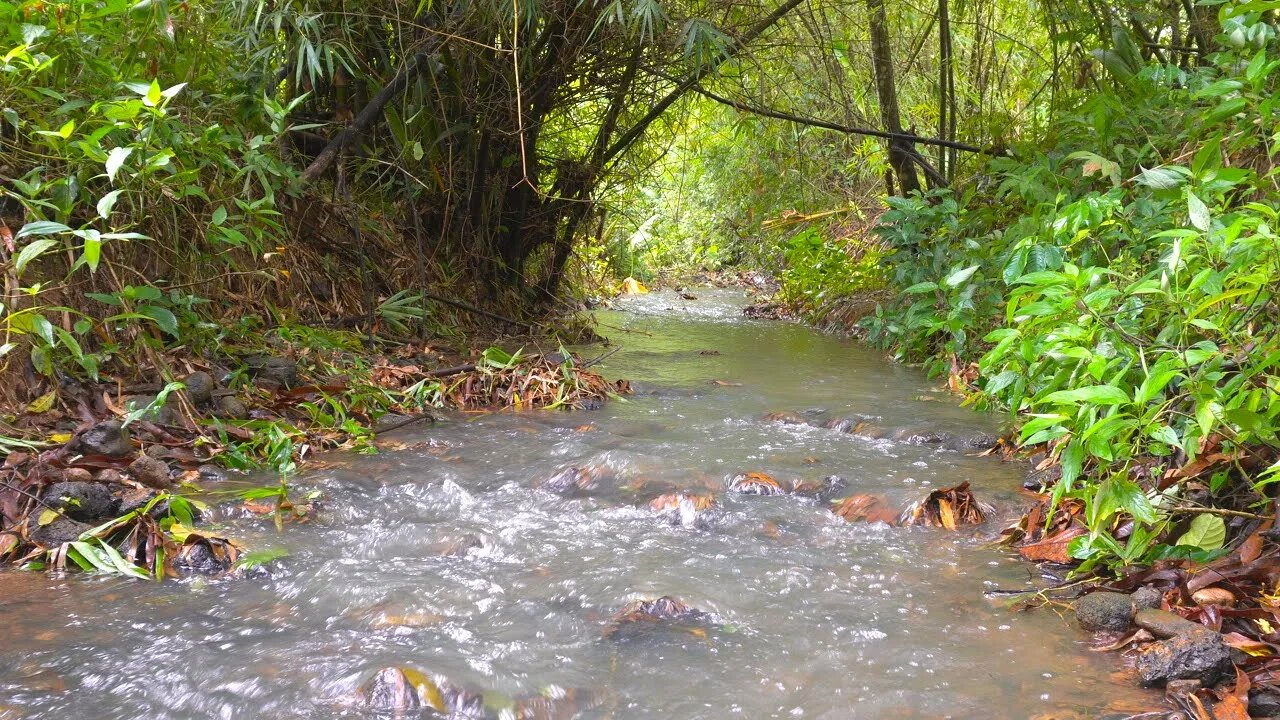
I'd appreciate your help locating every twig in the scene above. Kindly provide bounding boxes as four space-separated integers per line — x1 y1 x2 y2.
580 345 622 369
371 411 437 435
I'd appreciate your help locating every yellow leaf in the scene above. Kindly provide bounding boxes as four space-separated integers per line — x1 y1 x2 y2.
937 499 956 530
621 277 648 295
37 509 60 526
168 522 195 542
48 432 72 444
26 391 56 414
399 668 446 712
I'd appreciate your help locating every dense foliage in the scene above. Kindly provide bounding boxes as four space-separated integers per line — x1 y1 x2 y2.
862 7 1280 571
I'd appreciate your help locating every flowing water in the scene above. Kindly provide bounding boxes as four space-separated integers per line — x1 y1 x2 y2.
0 289 1160 719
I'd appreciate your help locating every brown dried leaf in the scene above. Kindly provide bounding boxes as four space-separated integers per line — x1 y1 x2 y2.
1018 525 1087 564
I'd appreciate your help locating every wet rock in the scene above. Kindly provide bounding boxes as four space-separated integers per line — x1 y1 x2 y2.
1075 591 1134 632
1136 628 1231 686
69 420 132 457
128 455 172 489
604 596 713 641
944 432 999 452
246 355 298 389
93 468 124 484
1134 609 1203 638
41 481 119 522
28 516 92 546
830 494 898 524
217 395 248 419
648 493 717 529
427 534 484 556
1024 463 1062 491
537 466 604 497
197 464 227 481
760 411 806 425
184 371 215 406
357 667 482 714
1132 586 1163 611
728 472 787 496
373 413 411 433
1250 686 1280 717
117 487 159 515
792 475 846 500
889 427 951 445
514 687 609 719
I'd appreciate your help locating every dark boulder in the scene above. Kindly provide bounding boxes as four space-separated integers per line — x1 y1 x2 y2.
184 371 215 406
69 420 132 457
41 481 119 521
217 395 248 419
1075 591 1134 632
246 356 299 389
29 516 92 546
1136 628 1231 686
1131 586 1163 611
128 455 172 489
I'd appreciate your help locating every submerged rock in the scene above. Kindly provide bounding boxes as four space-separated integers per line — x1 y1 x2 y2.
648 492 717 529
1074 591 1134 632
69 420 133 457
357 666 482 714
536 466 610 497
604 596 713 641
728 472 787 496
40 481 119 522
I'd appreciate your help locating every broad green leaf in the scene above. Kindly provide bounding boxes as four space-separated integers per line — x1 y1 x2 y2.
1043 384 1130 406
96 189 123 218
943 265 979 288
1135 166 1189 190
106 146 133 183
1186 190 1210 231
15 237 57 276
1176 514 1226 551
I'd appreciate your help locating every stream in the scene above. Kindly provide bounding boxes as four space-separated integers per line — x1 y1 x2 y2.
0 289 1160 719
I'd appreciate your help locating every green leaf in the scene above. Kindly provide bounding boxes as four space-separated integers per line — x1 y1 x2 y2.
15 220 71 239
105 147 133 183
1042 384 1131 406
1176 514 1226 551
1135 166 1190 190
83 236 102 272
904 281 938 294
96 189 123 219
15 237 57 276
1186 190 1210 232
137 305 179 336
943 265 979 288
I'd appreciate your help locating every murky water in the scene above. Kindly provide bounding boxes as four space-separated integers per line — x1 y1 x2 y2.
0 289 1158 719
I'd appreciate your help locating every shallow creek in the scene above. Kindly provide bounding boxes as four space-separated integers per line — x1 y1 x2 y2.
0 289 1161 718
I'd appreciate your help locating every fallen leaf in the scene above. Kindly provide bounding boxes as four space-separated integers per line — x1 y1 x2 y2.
1017 525 1087 563
711 380 742 387
26 390 57 414
621 277 648 295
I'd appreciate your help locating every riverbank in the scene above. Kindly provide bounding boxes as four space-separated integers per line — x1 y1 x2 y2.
0 315 628 577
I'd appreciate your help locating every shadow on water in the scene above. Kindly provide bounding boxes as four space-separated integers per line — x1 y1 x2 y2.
0 289 1158 719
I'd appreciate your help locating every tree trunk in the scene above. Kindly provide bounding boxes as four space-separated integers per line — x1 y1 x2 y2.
868 0 920 195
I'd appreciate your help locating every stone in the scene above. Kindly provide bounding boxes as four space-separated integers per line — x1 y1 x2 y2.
944 432 999 452
1131 586 1163 611
1075 591 1134 632
728 472 787 496
41 481 119 521
69 420 132 457
1135 609 1203 638
197 464 227 482
1136 628 1231 686
62 468 92 483
1191 587 1235 607
28 516 92 546
1250 686 1280 717
373 413 411 433
128 455 172 489
247 356 298 389
217 395 248 419
184 371 215 406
